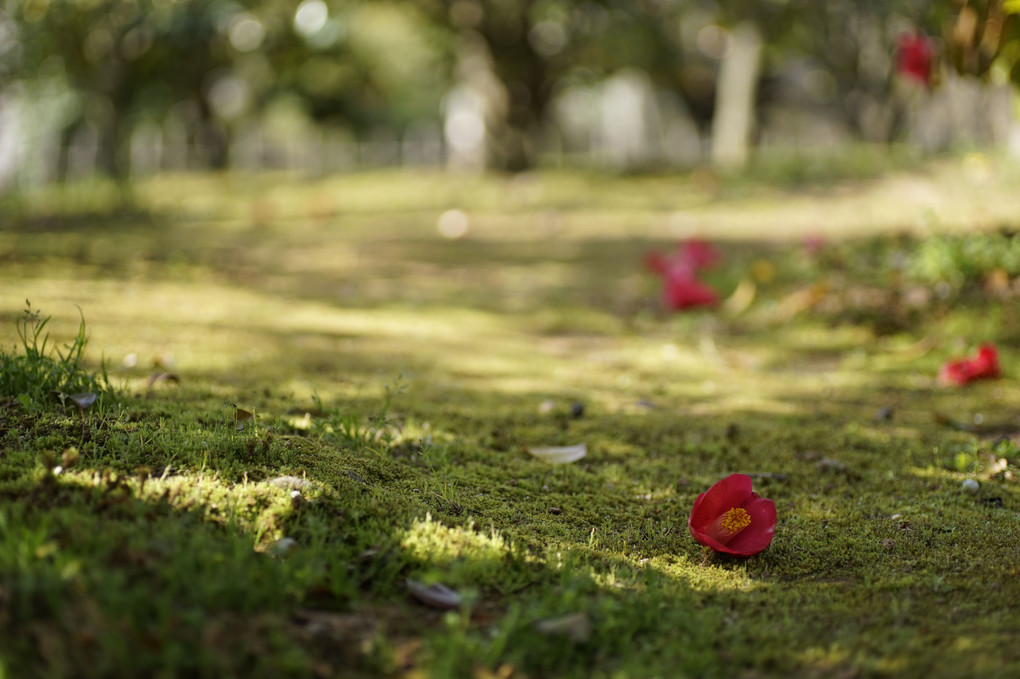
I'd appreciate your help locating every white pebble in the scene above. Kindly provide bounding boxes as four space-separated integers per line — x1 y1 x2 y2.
961 479 979 493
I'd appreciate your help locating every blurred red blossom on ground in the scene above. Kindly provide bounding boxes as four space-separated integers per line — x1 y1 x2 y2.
644 239 721 311
939 344 1001 386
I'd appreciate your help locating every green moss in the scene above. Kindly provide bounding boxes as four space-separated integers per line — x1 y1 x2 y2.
2 163 1020 677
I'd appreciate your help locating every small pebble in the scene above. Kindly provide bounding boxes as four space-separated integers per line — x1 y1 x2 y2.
961 478 979 493
875 406 894 422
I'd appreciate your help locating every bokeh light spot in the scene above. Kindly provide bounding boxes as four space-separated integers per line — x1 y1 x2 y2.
437 209 470 239
229 14 265 52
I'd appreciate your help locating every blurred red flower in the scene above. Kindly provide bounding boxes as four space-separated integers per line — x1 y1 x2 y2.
939 344 1001 386
644 239 721 310
662 274 719 310
689 474 776 557
802 234 826 257
897 32 934 87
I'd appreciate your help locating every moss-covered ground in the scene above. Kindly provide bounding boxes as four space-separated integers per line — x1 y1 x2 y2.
1 155 1019 678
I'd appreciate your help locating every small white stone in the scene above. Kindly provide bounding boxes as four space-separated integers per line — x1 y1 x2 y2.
961 478 979 493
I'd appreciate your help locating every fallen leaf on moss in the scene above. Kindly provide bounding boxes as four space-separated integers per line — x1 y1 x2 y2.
815 458 847 473
68 392 97 411
751 259 775 282
267 537 297 556
234 407 255 430
985 268 1010 295
61 447 80 468
526 443 586 464
933 411 967 430
535 612 592 642
776 280 829 320
406 580 461 610
146 372 180 388
722 278 756 316
269 476 313 490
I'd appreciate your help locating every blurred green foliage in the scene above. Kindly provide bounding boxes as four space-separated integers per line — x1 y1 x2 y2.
1 0 1017 177
908 230 1020 287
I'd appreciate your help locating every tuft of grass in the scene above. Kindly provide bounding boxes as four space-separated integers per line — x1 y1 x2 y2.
0 300 115 413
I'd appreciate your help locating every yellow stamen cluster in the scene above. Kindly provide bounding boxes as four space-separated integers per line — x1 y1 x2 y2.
705 507 752 544
720 507 751 534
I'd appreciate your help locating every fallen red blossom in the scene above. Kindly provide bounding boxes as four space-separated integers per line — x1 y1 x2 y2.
939 344 1001 386
645 239 722 311
689 473 776 557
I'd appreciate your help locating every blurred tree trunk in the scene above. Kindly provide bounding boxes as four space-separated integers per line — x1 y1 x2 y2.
710 22 762 170
474 1 548 171
197 99 229 170
95 108 126 180
444 33 510 172
426 0 549 172
56 118 82 183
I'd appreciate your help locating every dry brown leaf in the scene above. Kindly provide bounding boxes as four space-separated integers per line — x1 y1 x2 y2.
146 372 181 388
235 407 255 430
776 280 829 320
61 447 80 468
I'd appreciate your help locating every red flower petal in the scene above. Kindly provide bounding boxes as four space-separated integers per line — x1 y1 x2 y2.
938 359 971 385
975 344 1001 378
644 252 669 275
663 276 718 310
689 474 753 532
724 496 777 557
678 239 722 271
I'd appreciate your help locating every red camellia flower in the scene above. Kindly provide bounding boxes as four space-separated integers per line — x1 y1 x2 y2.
897 31 934 87
939 343 1001 386
644 239 722 311
689 474 777 557
662 274 719 309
